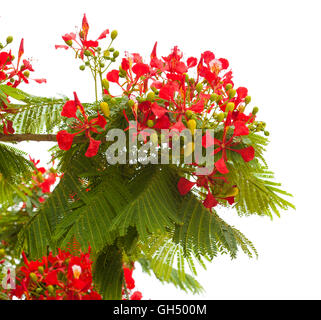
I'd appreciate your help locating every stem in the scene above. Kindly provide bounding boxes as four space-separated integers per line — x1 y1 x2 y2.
0 133 87 143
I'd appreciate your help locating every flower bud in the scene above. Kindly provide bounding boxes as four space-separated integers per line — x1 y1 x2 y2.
110 98 116 105
128 99 135 107
195 83 203 93
100 102 110 117
111 30 118 40
228 89 236 98
103 50 110 58
113 51 119 58
187 119 197 134
102 79 110 90
245 95 251 105
47 285 54 294
109 48 115 52
84 50 92 57
38 266 44 274
147 119 154 128
79 65 85 71
0 249 5 258
225 83 233 91
264 131 270 136
252 106 259 115
210 93 218 102
29 272 38 282
238 106 245 113
0 43 3 49
65 40 73 46
146 92 155 101
225 102 235 113
6 36 13 44
216 113 225 122
100 62 105 68
36 288 43 294
185 110 193 119
23 71 30 78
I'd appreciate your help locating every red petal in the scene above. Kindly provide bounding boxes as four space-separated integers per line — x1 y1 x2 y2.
187 57 197 68
171 121 186 132
203 192 218 208
85 138 101 157
61 100 77 118
18 39 24 60
233 121 249 136
94 113 107 129
130 291 143 300
177 178 196 195
57 130 75 150
82 14 89 39
236 87 248 99
202 51 215 65
55 45 69 50
83 40 99 48
154 115 171 129
33 78 47 84
151 102 167 118
107 70 119 83
97 29 109 40
159 84 176 101
121 58 130 71
233 146 255 162
215 157 229 174
132 63 150 78
189 100 204 113
219 58 229 70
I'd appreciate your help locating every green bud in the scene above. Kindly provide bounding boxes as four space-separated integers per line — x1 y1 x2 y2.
23 71 30 78
79 65 85 71
264 131 270 136
228 89 236 98
102 79 110 90
185 110 193 119
84 50 92 57
216 113 225 122
0 43 3 49
245 95 251 105
36 288 43 294
128 99 135 107
38 266 44 274
6 36 13 44
47 285 54 294
225 83 233 91
252 106 259 115
109 47 115 52
147 119 154 128
97 47 101 52
103 50 110 58
65 40 72 46
100 62 105 68
111 30 118 40
110 98 116 105
195 83 203 93
111 58 116 62
30 272 38 282
113 51 119 58
85 61 90 66
146 92 155 101
210 93 218 102
225 102 235 113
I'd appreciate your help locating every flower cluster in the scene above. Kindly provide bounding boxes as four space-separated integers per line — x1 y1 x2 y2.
8 248 101 300
122 265 142 300
103 44 268 209
0 36 46 135
19 157 59 211
57 92 107 157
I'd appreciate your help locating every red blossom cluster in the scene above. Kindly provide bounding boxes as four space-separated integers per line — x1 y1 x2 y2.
123 266 142 300
21 157 59 207
0 37 46 134
55 14 109 59
104 44 258 209
8 248 102 300
56 92 107 157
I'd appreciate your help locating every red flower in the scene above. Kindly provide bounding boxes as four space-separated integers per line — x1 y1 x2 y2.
107 70 119 83
57 130 75 151
132 63 150 78
130 291 142 300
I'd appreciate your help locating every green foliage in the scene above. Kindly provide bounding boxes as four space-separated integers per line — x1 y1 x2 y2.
0 143 32 206
0 84 66 134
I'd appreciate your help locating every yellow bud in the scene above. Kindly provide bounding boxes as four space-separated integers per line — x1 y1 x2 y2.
187 119 197 134
225 102 235 113
100 102 110 117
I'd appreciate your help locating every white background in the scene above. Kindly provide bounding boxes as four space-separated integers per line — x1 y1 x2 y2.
1 0 321 299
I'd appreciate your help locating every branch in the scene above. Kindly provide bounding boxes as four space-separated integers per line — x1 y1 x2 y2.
0 133 87 143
